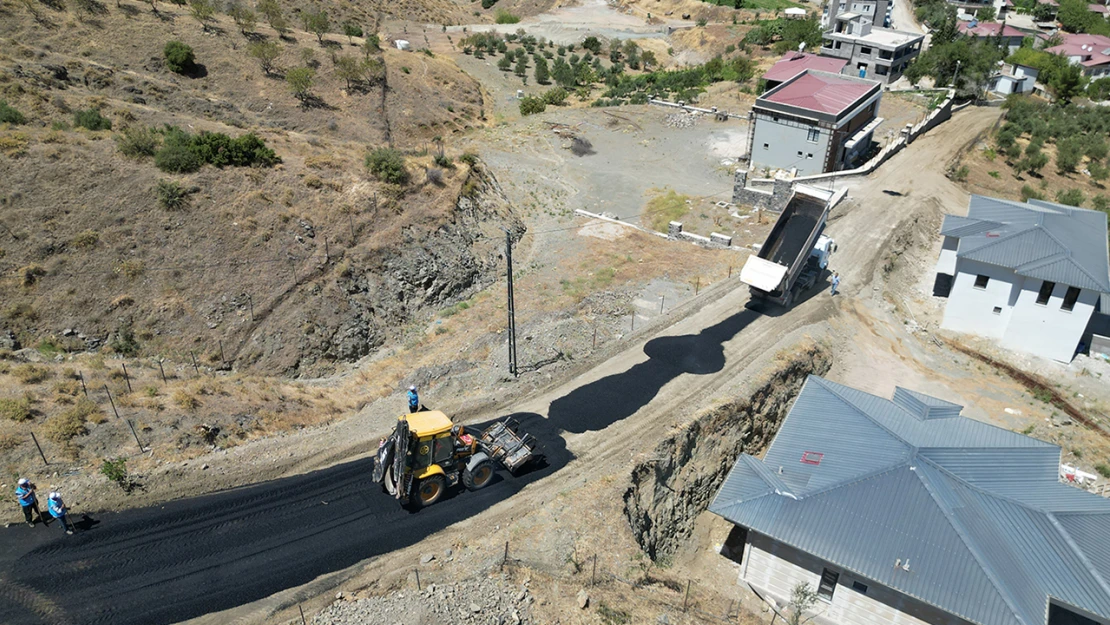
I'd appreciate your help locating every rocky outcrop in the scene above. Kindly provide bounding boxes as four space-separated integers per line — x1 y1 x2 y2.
244 165 523 375
623 343 832 561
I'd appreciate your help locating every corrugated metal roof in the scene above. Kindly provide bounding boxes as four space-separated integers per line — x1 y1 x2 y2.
942 195 1110 292
709 376 1110 625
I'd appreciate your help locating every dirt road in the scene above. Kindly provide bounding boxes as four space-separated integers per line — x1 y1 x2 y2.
0 107 1000 625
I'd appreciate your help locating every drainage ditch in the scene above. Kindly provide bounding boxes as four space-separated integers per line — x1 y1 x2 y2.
623 343 832 561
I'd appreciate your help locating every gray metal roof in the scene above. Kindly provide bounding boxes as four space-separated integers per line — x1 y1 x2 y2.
709 376 1110 625
938 195 1110 292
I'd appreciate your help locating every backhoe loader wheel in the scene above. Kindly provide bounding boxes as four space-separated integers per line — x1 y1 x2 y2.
463 459 495 491
414 475 446 507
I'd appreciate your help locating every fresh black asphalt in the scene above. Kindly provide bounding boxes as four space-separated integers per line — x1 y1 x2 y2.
0 308 765 625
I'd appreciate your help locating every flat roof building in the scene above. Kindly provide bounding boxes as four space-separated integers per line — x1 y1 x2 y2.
748 69 882 176
821 13 924 84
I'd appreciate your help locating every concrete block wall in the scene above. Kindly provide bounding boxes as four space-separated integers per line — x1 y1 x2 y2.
668 222 733 248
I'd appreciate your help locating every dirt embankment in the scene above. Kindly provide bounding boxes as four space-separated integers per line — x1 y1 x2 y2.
623 342 832 561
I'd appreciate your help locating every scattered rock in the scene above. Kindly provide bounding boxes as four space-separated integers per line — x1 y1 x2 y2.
336 591 344 600
201 464 209 470
469 602 481 613
420 553 436 564
576 589 589 609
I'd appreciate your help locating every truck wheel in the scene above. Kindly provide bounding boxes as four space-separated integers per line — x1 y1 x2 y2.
414 475 446 507
463 459 495 491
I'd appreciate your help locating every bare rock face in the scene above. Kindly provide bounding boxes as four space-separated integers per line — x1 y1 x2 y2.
623 343 833 561
575 589 589 609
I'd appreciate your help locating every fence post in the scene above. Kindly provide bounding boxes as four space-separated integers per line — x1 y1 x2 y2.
219 340 226 366
121 363 132 394
501 540 509 571
104 385 121 419
30 431 48 465
158 359 167 384
126 419 145 452
78 371 88 398
660 296 665 314
682 579 691 612
298 605 307 625
190 352 200 375
592 327 597 348
415 568 421 591
247 294 254 322
695 276 700 296
591 554 597 586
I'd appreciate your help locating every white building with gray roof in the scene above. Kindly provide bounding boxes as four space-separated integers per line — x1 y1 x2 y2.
934 195 1110 363
711 375 1110 625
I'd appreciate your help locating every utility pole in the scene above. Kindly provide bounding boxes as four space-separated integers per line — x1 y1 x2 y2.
951 59 961 90
503 229 518 377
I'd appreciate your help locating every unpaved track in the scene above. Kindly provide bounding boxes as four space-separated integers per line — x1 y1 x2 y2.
0 107 1000 625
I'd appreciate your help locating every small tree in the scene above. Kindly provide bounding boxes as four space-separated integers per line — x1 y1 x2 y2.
1056 188 1086 207
256 0 287 34
228 3 256 34
248 40 281 75
302 10 330 44
363 33 380 58
101 457 137 493
342 21 362 44
787 582 819 625
189 0 215 31
534 55 549 84
155 179 190 210
163 40 196 74
582 36 601 54
514 56 527 78
497 54 512 71
334 54 361 89
285 67 315 105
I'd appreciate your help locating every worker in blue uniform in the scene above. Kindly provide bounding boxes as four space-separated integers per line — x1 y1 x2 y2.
15 478 42 527
48 492 74 535
408 385 420 413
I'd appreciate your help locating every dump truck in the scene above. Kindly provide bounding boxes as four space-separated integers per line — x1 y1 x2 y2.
371 411 539 508
739 185 846 308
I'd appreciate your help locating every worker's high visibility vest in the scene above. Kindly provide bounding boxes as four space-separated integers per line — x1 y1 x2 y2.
408 391 418 407
48 499 65 518
15 487 35 507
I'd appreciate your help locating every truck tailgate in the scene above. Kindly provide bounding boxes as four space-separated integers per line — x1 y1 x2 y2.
740 256 789 292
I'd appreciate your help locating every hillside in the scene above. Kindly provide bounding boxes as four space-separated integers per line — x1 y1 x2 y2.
0 0 506 377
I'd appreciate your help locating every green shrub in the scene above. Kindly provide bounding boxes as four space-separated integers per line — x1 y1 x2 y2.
156 179 190 210
542 87 568 106
1021 184 1044 202
1093 194 1109 212
1096 463 1110 479
365 147 410 185
71 230 99 249
459 152 479 166
73 108 112 131
154 141 202 173
101 456 136 492
0 100 26 125
153 125 278 173
519 95 546 116
494 8 520 23
115 125 161 158
164 41 196 74
1056 188 1085 207
0 397 32 422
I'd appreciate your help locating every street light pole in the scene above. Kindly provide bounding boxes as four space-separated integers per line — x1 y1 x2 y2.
951 59 962 90
502 228 518 377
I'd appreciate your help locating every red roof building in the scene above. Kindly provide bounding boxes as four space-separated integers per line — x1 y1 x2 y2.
1045 33 1110 77
749 70 883 176
761 52 848 90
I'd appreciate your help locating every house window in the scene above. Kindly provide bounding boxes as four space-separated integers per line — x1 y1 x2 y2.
876 65 889 76
818 568 839 601
807 128 820 143
1062 286 1081 311
860 46 872 56
993 306 1002 314
852 581 868 593
1036 280 1055 305
807 153 814 159
763 143 769 150
974 275 990 289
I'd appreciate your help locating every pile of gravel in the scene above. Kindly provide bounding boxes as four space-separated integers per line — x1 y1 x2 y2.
663 112 700 129
314 576 534 625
